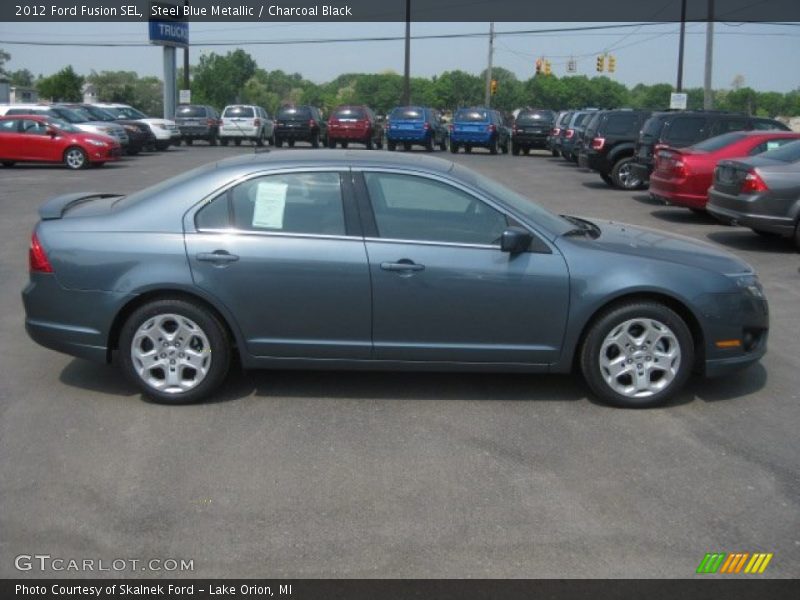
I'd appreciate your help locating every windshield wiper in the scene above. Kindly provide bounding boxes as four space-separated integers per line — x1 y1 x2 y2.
560 215 600 239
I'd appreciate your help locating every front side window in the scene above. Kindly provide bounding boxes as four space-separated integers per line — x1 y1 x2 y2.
196 172 346 236
0 119 19 132
363 172 508 246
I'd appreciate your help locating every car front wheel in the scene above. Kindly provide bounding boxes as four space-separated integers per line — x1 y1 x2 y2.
63 147 88 169
119 299 231 404
580 302 694 408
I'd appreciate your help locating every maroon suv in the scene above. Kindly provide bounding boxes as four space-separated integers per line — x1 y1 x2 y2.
327 105 384 150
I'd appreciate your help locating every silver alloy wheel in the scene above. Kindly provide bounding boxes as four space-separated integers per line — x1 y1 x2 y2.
130 313 212 394
65 148 86 169
617 163 641 189
599 318 681 399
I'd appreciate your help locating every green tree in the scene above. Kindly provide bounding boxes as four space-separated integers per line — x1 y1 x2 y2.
191 49 257 108
36 65 83 102
9 68 35 87
0 48 10 76
432 70 483 110
86 70 163 116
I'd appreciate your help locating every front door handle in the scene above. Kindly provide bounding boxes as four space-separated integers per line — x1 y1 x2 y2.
380 260 425 272
196 251 239 263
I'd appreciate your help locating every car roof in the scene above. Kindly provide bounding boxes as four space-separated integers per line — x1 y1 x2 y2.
213 149 456 174
0 114 49 120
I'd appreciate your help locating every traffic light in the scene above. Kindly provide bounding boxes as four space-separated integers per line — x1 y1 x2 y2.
596 55 605 72
544 60 552 76
607 55 616 73
535 58 543 75
490 79 498 95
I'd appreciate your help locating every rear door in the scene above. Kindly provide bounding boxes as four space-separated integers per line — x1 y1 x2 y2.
0 118 24 160
185 169 372 360
20 118 60 162
358 169 569 364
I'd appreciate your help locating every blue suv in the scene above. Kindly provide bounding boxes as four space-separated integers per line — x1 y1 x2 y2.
386 106 448 152
450 107 510 155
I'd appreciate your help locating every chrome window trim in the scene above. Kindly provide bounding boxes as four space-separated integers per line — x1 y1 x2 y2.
191 227 362 242
364 236 498 251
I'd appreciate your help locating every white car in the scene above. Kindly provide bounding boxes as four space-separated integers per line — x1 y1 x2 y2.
219 104 274 146
0 104 129 148
92 103 180 150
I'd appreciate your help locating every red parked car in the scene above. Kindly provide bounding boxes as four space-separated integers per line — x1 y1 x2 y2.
327 105 384 149
0 114 121 170
650 130 800 211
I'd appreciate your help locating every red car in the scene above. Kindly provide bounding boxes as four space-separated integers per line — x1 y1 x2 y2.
0 114 121 169
326 105 383 149
650 130 800 211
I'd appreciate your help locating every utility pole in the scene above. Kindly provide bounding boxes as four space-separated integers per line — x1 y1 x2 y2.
484 22 495 107
183 1 190 90
402 0 411 105
704 0 715 109
676 0 687 92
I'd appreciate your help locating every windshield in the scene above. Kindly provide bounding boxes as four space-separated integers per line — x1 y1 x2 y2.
46 118 81 133
759 139 800 163
103 106 148 119
80 106 116 121
454 165 572 237
48 107 86 124
390 107 424 120
692 132 748 152
455 109 489 122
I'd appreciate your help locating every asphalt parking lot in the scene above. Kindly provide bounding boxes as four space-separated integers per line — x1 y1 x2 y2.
1 145 798 579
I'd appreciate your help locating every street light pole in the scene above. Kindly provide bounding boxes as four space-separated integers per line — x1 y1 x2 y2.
402 0 411 105
704 0 715 109
484 22 494 107
676 0 686 92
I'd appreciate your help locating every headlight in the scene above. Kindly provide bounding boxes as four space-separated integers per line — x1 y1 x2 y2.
734 274 764 299
86 139 108 147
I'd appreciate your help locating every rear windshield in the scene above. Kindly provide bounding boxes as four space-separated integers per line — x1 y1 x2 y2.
573 112 593 127
557 112 572 127
640 116 668 142
74 105 115 121
516 111 554 125
455 109 489 122
223 106 255 118
333 107 366 119
390 107 424 120
277 107 311 119
177 105 208 117
759 139 800 163
48 107 85 123
692 132 748 152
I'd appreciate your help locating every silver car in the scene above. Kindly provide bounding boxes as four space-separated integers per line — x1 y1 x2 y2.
23 151 769 407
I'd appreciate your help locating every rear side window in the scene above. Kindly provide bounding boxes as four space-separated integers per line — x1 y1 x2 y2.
455 109 489 122
664 117 708 146
223 106 255 118
640 116 667 142
748 138 799 156
692 132 748 152
712 118 750 136
196 172 346 236
333 107 366 119
0 119 18 132
752 118 790 131
758 140 800 163
602 113 639 136
177 106 208 118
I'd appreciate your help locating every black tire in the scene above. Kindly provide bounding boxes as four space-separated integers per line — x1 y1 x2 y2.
439 137 447 151
450 142 459 154
465 145 472 154
119 298 231 405
424 135 434 152
522 147 529 155
551 149 559 157
209 135 218 146
220 138 229 146
155 141 171 151
600 172 614 186
689 208 706 215
489 137 498 155
2 161 15 167
185 138 193 146
63 146 88 170
580 302 694 408
328 137 336 149
366 136 374 150
387 140 396 151
403 142 411 151
340 141 348 149
611 156 643 190
256 131 265 147
288 139 296 148
126 147 141 156
311 132 320 149
502 140 509 154
512 143 520 156
275 137 283 148
234 139 241 146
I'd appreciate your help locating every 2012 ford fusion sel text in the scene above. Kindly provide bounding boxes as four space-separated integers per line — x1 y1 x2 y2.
22 151 768 408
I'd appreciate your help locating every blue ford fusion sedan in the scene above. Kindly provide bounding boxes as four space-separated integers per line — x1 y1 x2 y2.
23 151 768 407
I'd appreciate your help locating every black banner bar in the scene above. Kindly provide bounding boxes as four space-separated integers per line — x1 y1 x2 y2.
4 579 800 600
3 0 800 22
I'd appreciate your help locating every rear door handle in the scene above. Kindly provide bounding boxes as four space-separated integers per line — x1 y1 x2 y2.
196 251 239 263
380 260 425 272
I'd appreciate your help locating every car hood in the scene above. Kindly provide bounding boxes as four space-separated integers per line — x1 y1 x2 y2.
567 219 753 276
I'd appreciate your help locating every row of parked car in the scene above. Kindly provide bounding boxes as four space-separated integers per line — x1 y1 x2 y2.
542 107 800 247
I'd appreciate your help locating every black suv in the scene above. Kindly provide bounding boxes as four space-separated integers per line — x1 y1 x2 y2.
511 109 556 155
274 105 327 148
175 104 221 145
579 109 653 189
630 111 791 185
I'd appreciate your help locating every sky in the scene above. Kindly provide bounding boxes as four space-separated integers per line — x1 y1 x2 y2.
1 21 799 92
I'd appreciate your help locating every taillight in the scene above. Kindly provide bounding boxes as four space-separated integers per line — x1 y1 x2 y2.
29 232 53 273
423 122 431 130
309 119 317 128
741 170 769 193
206 118 215 127
487 124 497 133
551 127 561 136
253 118 261 127
673 159 689 178
591 137 605 150
565 129 574 139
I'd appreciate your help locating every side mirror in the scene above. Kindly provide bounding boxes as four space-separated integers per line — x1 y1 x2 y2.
46 126 57 137
500 226 532 254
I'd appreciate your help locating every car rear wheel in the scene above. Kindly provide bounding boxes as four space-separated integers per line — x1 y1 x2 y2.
580 302 694 408
311 133 320 149
512 143 520 156
119 299 231 405
234 139 241 146
465 145 472 154
387 140 396 151
489 137 498 155
403 142 411 151
366 136 374 150
209 135 218 146
63 147 88 170
185 138 193 146
2 161 15 167
450 143 459 154
275 137 283 148
220 138 229 146
611 157 643 190
256 131 265 147
551 149 559 157
439 137 447 151
424 135 434 152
